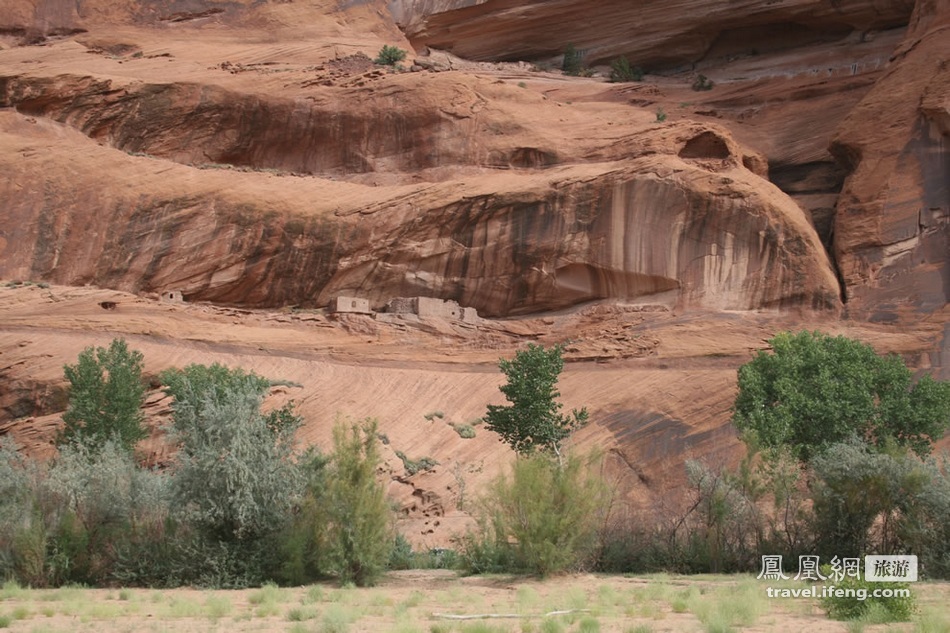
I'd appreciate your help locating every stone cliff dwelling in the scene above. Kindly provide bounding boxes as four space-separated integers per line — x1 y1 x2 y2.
328 295 373 314
330 295 478 323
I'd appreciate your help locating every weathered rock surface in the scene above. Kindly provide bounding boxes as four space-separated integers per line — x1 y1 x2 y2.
0 55 841 316
395 0 915 67
830 0 949 320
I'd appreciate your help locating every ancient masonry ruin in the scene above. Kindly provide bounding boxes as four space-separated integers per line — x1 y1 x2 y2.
160 290 184 303
328 295 373 314
329 295 478 323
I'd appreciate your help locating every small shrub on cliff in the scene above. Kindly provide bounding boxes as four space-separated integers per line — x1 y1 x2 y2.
609 56 643 82
374 45 407 67
691 74 714 91
561 44 586 76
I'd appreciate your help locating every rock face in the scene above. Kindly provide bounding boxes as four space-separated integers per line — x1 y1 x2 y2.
0 0 948 546
394 0 915 67
0 22 841 317
830 0 950 320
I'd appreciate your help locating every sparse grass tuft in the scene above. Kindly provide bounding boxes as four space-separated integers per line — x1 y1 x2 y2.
319 604 352 633
539 618 565 633
304 585 325 604
205 595 232 620
287 606 319 621
249 582 282 605
0 614 10 628
578 616 600 633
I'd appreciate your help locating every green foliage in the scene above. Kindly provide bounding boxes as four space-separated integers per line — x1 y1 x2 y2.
0 436 170 587
46 440 170 585
168 379 301 544
561 44 585 76
323 419 393 586
163 364 302 585
389 534 458 570
810 438 950 564
485 344 588 461
461 453 608 576
820 570 915 621
691 74 714 91
609 56 643 82
278 448 330 586
375 44 407 66
395 451 438 476
453 424 476 439
60 338 147 452
655 108 667 122
733 331 950 461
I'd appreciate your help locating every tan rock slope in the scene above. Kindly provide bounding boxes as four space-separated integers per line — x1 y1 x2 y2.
0 0 947 545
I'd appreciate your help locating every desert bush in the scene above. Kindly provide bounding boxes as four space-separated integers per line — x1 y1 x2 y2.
691 74 714 91
898 456 950 577
322 419 393 586
163 364 303 586
45 439 170 586
655 108 667 122
0 437 170 587
395 451 438 475
609 56 643 82
820 571 915 621
375 44 407 66
453 424 476 439
461 453 609 576
59 338 147 452
561 44 585 76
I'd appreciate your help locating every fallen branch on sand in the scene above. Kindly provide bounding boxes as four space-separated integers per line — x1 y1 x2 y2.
432 609 591 620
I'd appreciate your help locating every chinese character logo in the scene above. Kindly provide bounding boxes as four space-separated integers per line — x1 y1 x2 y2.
864 555 918 582
757 555 789 580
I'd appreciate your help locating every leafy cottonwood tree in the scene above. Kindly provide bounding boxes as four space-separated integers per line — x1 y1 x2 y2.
733 330 950 461
60 338 147 452
485 343 588 463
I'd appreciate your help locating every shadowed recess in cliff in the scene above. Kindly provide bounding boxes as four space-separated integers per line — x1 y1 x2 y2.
0 74 541 175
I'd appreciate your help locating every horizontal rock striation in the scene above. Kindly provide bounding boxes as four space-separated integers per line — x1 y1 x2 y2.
394 0 915 68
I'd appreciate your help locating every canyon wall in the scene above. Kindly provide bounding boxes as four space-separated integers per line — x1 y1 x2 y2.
394 0 915 67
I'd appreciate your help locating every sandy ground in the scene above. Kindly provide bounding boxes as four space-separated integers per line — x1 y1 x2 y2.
0 570 948 632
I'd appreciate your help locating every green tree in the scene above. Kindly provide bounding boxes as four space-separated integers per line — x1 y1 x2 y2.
323 418 392 586
733 331 950 461
60 338 147 452
374 44 407 66
485 344 588 463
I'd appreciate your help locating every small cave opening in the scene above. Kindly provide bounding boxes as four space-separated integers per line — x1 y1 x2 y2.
678 132 731 160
